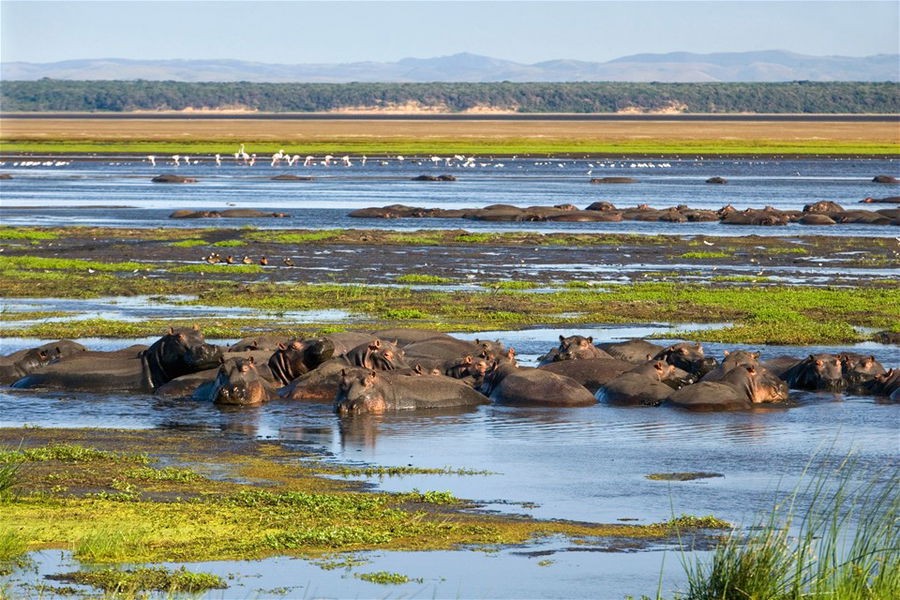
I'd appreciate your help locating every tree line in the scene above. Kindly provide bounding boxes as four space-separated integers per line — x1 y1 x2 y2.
2 80 897 113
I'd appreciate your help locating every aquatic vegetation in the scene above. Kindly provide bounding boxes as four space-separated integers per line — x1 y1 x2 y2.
682 461 899 600
354 571 420 585
333 465 492 477
381 308 429 319
170 263 263 274
646 473 724 482
483 281 541 290
0 462 20 500
211 239 245 247
0 528 27 563
766 246 808 254
395 274 452 284
0 429 727 566
51 566 227 593
0 443 150 465
0 309 75 321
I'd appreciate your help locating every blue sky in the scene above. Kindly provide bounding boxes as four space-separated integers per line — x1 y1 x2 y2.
2 1 898 63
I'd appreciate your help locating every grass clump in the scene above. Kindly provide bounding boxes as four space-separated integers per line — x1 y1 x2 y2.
683 460 899 600
381 308 428 319
334 465 492 477
212 239 245 247
73 528 149 562
0 528 27 563
679 252 732 259
354 571 420 585
51 566 226 593
0 256 147 271
0 462 21 500
646 472 724 482
121 466 203 483
245 229 343 243
483 281 541 290
767 246 808 254
396 274 452 284
168 239 206 247
0 444 150 465
0 228 59 241
170 263 263 274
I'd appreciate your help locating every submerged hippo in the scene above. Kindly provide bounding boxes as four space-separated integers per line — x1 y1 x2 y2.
538 357 635 393
0 340 87 384
343 339 409 371
595 361 677 407
837 352 886 391
12 327 221 392
194 357 276 407
481 362 595 406
597 339 665 363
335 370 488 415
652 343 717 379
667 364 789 411
538 335 611 366
267 338 335 385
781 354 845 392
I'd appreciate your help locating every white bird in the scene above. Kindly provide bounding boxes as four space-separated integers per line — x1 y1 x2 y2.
288 155 300 167
323 155 334 166
271 149 285 166
304 155 314 167
361 155 367 166
215 154 222 167
147 155 156 167
702 240 714 246
172 154 181 167
248 154 256 167
396 155 404 162
342 155 352 167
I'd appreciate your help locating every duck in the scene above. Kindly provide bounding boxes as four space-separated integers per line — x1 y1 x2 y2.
259 256 269 266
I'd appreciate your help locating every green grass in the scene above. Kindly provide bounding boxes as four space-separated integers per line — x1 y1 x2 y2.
0 444 151 465
381 308 428 319
682 460 899 600
245 229 344 243
395 274 452 284
168 239 207 247
170 263 263 273
73 528 151 562
212 239 245 247
483 281 541 290
0 528 27 563
0 228 60 241
53 566 227 593
766 246 809 254
121 466 204 483
0 256 148 271
3 138 898 156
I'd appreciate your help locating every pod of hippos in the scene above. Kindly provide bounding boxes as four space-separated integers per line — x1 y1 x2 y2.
348 200 898 225
4 328 897 413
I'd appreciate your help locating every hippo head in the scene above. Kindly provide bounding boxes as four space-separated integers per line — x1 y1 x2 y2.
211 357 270 407
724 365 790 404
838 353 886 387
16 348 53 374
475 338 505 357
720 350 760 371
336 370 386 415
268 338 335 385
654 343 717 377
557 335 598 361
142 326 223 388
809 354 845 391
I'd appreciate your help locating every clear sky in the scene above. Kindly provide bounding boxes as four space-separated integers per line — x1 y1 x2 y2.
2 1 898 64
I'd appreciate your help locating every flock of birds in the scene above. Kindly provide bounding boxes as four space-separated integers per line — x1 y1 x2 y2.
142 145 675 171
203 252 293 267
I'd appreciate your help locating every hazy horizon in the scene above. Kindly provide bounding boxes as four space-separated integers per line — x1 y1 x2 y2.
2 1 898 65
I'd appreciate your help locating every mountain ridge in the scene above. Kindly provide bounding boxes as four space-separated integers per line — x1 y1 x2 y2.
3 50 897 82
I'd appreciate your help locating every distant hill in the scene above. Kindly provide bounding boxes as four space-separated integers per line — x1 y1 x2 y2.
2 50 898 82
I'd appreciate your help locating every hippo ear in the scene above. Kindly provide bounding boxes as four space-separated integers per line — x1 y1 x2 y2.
340 369 346 377
219 355 226 364
723 350 730 357
464 355 473 364
372 339 382 348
752 352 760 359
193 324 200 331
815 359 824 367
414 364 424 374
277 342 287 351
747 366 756 375
249 341 259 349
678 347 688 355
248 356 255 364
587 336 593 343
167 327 175 335
475 338 481 345
559 335 565 343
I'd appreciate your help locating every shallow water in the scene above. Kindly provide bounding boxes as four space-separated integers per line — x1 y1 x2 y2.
1 325 898 598
1 157 897 236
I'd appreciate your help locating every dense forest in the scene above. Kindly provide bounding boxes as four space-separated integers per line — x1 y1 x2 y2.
1 80 898 113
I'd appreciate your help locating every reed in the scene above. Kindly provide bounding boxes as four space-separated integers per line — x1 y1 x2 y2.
682 458 899 599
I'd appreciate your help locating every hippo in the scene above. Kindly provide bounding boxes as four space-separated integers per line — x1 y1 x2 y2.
444 355 491 387
371 328 455 346
700 350 760 382
872 331 900 345
590 177 637 184
324 332 380 357
798 214 836 225
721 209 789 226
803 201 844 214
335 370 488 415
343 339 408 371
411 174 456 182
865 369 900 401
194 357 276 407
271 174 314 181
872 175 899 184
831 210 892 225
667 364 789 411
538 335 611 366
0 340 87 384
538 358 635 393
468 204 528 222
152 174 197 183
837 352 886 391
651 343 717 379
597 339 665 363
595 361 676 406
12 327 222 392
267 338 335 385
781 354 845 392
585 202 617 212
681 209 720 222
280 360 367 401
480 362 595 406
860 196 900 204
705 177 728 184
228 335 292 353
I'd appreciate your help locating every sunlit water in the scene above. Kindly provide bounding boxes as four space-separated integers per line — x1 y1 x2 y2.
1 157 897 236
